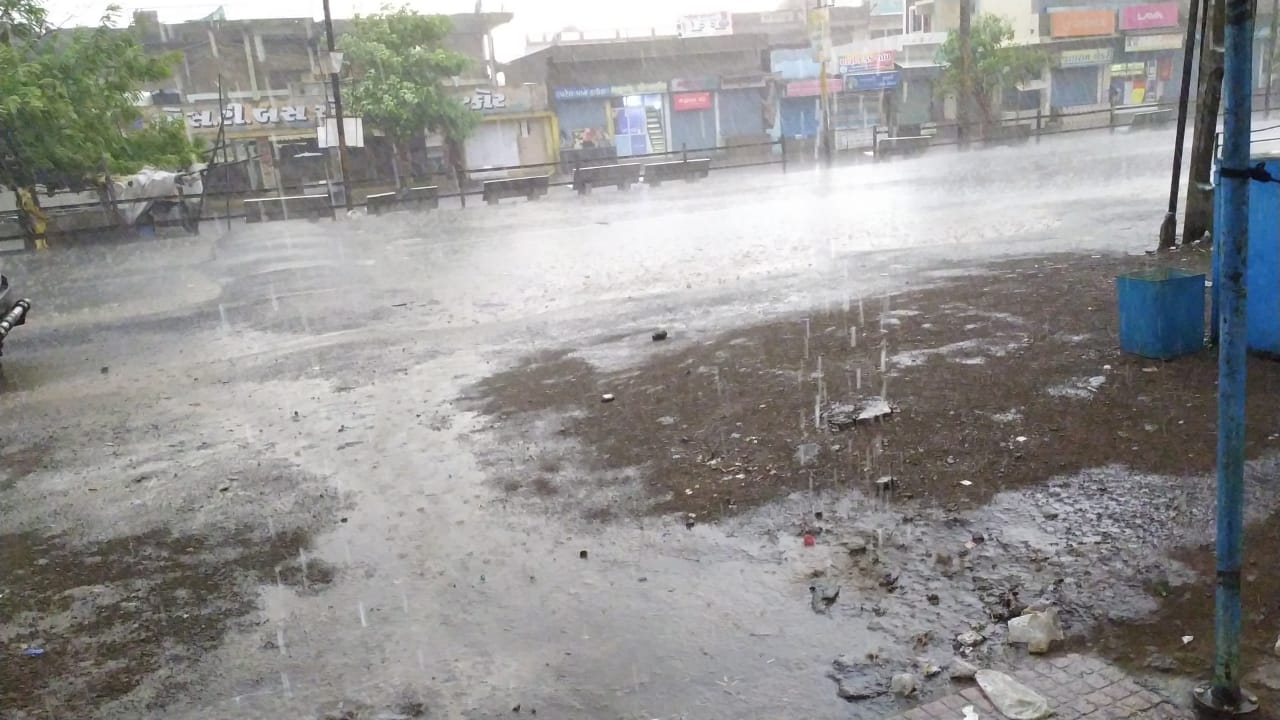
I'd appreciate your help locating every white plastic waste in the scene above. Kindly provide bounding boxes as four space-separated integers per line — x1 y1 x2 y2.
1007 607 1064 654
975 669 1052 720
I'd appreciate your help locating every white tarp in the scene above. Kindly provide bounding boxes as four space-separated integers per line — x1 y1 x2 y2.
110 166 204 225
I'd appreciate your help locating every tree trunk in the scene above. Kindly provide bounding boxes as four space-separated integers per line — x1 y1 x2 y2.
957 0 973 147
390 139 403 190
1183 0 1225 244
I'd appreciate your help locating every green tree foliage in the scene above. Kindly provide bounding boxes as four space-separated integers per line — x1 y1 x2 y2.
0 1 198 191
936 14 1048 125
340 6 477 155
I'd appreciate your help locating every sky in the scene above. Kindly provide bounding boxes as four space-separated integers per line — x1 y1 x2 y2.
43 0 796 61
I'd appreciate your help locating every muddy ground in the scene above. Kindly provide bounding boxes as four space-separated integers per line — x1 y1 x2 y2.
473 250 1280 520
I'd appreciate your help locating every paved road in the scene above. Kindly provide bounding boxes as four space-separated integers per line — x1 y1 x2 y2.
0 129 1187 720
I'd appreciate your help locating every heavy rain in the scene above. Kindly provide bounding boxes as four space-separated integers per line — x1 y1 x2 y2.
2 1 1278 719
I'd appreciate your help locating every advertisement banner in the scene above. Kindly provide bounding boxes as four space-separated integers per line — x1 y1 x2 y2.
1049 9 1116 38
554 86 610 101
1124 33 1183 52
677 12 733 38
673 91 713 111
844 71 900 91
610 82 668 97
721 73 769 90
1119 2 1179 30
839 50 896 75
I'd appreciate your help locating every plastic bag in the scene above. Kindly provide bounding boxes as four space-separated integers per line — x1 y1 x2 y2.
1007 607 1064 654
975 670 1051 720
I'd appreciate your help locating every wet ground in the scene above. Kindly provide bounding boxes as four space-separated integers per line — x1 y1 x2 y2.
1 128 1275 719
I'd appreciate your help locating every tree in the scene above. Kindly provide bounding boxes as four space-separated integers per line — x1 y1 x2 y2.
936 14 1047 133
0 1 198 194
1183 0 1224 244
340 6 477 187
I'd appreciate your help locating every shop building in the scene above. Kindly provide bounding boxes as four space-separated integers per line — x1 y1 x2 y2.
503 34 771 162
1043 8 1118 127
1113 2 1183 106
454 84 557 175
132 9 511 190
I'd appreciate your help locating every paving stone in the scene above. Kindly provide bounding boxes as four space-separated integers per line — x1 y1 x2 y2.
900 708 928 720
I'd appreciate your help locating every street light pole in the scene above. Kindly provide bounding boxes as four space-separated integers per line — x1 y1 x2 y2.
321 0 352 212
1158 0 1202 249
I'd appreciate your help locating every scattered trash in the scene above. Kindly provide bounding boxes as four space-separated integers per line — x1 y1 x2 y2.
956 630 986 648
950 658 979 680
810 582 840 612
875 476 894 495
959 480 973 486
651 330 668 342
600 394 615 403
1182 635 1194 645
878 572 899 590
823 397 896 431
945 455 957 465
962 705 979 720
802 533 816 547
21 647 44 657
657 416 676 426
975 669 1051 720
914 658 943 678
814 510 824 520
927 593 940 606
1015 436 1028 443
578 550 588 560
1007 607 1064 654
100 366 109 374
890 673 917 697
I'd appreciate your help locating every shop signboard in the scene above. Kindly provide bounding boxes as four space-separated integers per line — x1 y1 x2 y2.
844 71 900 91
839 50 896 75
670 77 719 92
1119 2 1178 30
610 82 668 97
1049 9 1115 38
785 77 843 97
185 102 320 130
554 86 611 101
721 73 769 90
1124 33 1183 52
1057 47 1114 67
673 91 713 111
677 11 733 38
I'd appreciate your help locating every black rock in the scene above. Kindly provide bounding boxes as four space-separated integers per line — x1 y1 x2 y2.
652 330 669 341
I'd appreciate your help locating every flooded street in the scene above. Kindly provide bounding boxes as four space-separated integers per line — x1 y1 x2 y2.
0 129 1266 719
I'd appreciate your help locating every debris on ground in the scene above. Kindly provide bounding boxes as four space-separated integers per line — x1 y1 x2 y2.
975 669 1051 720
822 397 895 431
20 647 45 657
914 657 943 678
890 673 917 697
802 533 816 547
809 582 840 613
652 330 668 342
956 630 986 648
829 656 889 701
600 394 615 403
950 658 979 680
1007 607 1063 654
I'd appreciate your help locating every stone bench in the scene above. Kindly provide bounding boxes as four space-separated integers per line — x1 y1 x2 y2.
366 185 440 215
875 135 930 159
244 195 334 223
1130 108 1175 129
572 163 643 195
643 158 711 186
482 175 550 205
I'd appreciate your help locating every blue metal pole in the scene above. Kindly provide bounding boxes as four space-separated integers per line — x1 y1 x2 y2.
1205 0 1253 709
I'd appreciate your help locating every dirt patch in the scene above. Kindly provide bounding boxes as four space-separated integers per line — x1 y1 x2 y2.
471 252 1280 521
1084 508 1280 710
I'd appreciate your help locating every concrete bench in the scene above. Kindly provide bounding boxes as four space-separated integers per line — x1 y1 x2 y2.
643 158 711 186
1130 109 1175 129
572 163 643 195
482 175 550 205
875 135 930 159
245 195 334 223
988 124 1033 145
366 185 440 215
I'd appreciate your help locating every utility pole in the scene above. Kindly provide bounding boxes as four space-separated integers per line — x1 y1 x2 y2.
957 0 972 148
1192 0 1256 710
1158 0 1203 249
813 0 834 166
321 0 353 212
